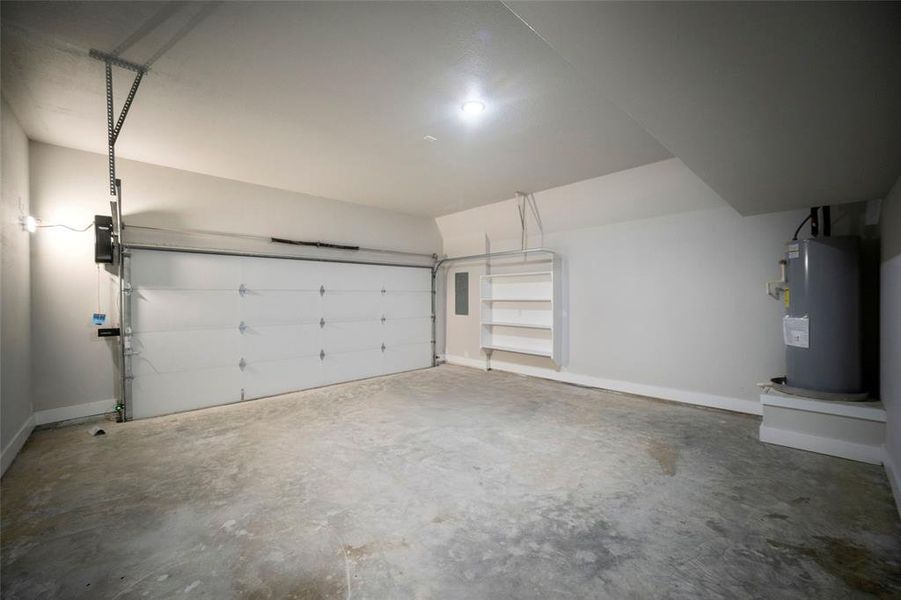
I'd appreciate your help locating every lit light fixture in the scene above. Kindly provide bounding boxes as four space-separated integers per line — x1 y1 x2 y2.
20 215 38 233
461 100 485 115
423 135 438 142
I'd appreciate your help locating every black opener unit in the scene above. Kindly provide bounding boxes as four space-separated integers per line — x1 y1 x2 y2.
94 215 114 263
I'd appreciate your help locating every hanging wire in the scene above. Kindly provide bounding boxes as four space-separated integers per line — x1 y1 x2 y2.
96 265 102 314
37 221 94 232
527 193 544 249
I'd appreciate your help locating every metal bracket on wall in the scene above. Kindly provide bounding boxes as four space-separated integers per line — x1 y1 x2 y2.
89 49 148 195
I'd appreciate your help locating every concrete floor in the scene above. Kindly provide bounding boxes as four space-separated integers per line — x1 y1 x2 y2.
1 365 899 599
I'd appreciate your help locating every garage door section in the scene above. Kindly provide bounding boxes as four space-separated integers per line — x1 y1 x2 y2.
128 250 432 419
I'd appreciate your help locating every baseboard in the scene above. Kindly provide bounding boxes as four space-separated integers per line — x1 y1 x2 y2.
759 424 884 465
444 354 488 370
885 449 901 520
34 398 116 426
1 415 35 477
444 354 760 415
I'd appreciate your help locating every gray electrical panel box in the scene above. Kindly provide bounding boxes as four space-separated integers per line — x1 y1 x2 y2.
455 272 469 316
784 236 861 394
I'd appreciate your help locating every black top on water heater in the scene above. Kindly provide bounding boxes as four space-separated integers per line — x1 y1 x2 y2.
784 236 862 394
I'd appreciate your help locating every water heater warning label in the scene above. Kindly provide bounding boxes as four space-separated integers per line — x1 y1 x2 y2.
786 243 800 259
783 316 809 348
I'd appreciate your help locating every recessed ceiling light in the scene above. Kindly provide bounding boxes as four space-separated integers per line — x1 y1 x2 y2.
461 100 485 115
423 135 438 142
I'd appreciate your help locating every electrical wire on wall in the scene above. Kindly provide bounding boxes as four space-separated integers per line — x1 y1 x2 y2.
38 221 94 232
93 264 107 326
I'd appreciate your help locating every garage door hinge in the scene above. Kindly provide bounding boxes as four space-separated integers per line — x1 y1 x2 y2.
320 285 325 296
238 284 247 297
320 349 325 361
238 357 247 371
320 317 325 328
381 315 386 324
238 321 248 334
381 343 386 352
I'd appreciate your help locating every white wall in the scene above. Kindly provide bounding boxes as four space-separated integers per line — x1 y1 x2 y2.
881 175 901 514
1 97 33 474
438 158 851 414
28 142 442 415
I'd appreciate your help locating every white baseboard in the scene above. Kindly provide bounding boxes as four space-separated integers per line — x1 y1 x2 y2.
34 398 116 426
885 449 901 520
1 415 35 477
443 354 487 370
759 424 884 465
444 354 760 415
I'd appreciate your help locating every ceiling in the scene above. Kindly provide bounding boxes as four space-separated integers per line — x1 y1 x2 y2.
507 1 901 216
0 1 670 217
3 2 898 219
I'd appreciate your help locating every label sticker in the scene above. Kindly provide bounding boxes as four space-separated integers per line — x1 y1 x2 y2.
787 243 800 259
783 288 790 309
783 316 809 348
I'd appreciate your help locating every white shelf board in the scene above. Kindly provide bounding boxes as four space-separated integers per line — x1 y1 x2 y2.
481 321 552 330
481 344 553 358
480 297 552 302
482 271 552 279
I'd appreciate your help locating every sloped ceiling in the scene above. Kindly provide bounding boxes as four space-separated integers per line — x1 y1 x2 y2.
506 1 901 215
0 1 670 217
3 2 898 218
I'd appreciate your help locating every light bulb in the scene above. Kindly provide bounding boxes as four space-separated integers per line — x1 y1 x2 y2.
461 100 486 115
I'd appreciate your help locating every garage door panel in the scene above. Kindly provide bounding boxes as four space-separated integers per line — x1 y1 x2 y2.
322 349 383 386
131 290 239 332
242 356 323 399
322 263 382 291
384 317 431 345
241 291 321 325
131 367 243 419
382 267 431 292
130 250 431 419
131 251 240 290
322 292 383 320
241 323 321 362
240 256 327 289
131 330 240 376
383 292 432 319
322 320 382 353
383 342 432 373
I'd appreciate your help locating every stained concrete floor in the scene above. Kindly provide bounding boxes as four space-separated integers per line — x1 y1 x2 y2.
1 365 899 599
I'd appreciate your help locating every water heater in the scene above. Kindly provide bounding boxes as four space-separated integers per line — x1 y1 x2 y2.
782 236 862 394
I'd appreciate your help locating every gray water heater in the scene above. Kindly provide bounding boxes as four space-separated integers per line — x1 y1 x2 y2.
783 236 861 394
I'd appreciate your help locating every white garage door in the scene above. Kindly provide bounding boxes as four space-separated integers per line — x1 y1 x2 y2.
128 250 432 419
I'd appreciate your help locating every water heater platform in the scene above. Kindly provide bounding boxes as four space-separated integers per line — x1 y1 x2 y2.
759 389 885 464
